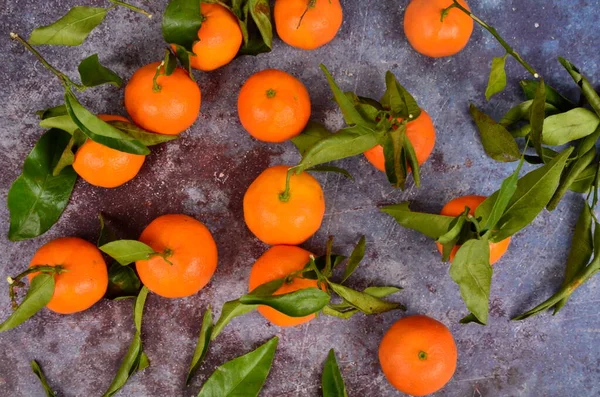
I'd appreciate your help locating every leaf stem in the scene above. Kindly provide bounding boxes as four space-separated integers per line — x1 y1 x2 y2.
108 0 153 18
296 0 317 29
279 168 294 203
8 265 66 310
441 0 539 78
152 60 165 92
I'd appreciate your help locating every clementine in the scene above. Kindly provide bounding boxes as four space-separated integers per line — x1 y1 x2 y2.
135 214 218 298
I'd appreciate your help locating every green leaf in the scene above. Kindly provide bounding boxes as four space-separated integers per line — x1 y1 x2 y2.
187 308 214 384
134 287 149 332
449 239 492 325
404 132 421 187
345 92 382 122
483 148 572 242
322 349 348 397
570 162 597 193
520 79 575 112
106 262 141 300
78 54 123 88
107 121 178 146
172 43 194 75
485 55 507 100
64 93 150 155
322 286 400 320
37 104 69 120
212 300 257 341
29 6 108 46
529 78 546 156
306 165 353 180
320 64 371 127
162 0 203 52
470 104 520 162
542 108 600 146
559 57 600 117
548 146 596 210
362 286 402 297
53 130 86 177
291 122 334 157
500 100 559 127
8 129 77 241
99 240 157 266
328 282 403 314
340 236 366 283
437 213 468 262
380 202 455 240
239 288 330 317
39 114 79 134
197 337 278 397
380 71 421 119
98 213 117 247
383 123 407 189
232 0 273 56
31 360 57 397
0 274 54 333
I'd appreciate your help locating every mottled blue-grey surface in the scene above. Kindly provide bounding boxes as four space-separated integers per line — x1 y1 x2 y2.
1 0 599 396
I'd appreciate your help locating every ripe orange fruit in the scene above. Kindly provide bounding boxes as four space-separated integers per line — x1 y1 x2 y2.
248 245 318 327
363 110 436 172
243 165 325 245
274 0 343 50
124 62 201 135
238 69 311 143
404 0 474 58
135 214 218 298
379 315 457 396
27 237 108 314
435 195 511 264
187 3 243 71
73 114 146 188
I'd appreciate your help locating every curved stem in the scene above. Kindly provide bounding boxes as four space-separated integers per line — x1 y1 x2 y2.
441 0 539 78
296 0 316 29
152 60 165 92
108 0 153 18
279 168 294 202
8 265 67 310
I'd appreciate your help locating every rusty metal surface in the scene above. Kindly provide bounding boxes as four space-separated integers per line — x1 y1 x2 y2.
1 0 599 396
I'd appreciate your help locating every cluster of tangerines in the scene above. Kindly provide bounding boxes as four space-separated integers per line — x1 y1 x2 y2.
10 0 496 395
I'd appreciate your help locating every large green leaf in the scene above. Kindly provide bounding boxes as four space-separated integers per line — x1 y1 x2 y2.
239 288 330 317
8 129 77 241
78 54 123 88
322 349 348 397
99 240 157 266
381 202 455 240
162 0 203 52
107 121 178 146
470 104 520 162
542 108 599 146
0 274 55 333
29 6 109 46
320 64 371 127
291 122 333 157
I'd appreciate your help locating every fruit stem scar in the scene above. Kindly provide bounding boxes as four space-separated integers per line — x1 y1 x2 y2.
266 89 276 98
442 0 539 78
7 265 66 310
279 168 294 202
418 350 427 360
108 0 152 18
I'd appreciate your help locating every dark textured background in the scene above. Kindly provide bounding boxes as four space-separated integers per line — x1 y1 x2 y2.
1 0 599 396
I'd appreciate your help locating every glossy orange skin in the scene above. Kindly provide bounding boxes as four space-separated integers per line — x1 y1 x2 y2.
275 0 343 50
404 0 474 58
125 62 201 135
135 214 218 298
435 195 511 264
28 237 108 314
379 315 458 396
189 3 243 71
243 165 325 245
73 115 145 188
363 110 436 172
238 69 311 142
248 245 317 327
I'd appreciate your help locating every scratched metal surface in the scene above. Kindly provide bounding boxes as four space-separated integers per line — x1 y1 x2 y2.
1 0 599 396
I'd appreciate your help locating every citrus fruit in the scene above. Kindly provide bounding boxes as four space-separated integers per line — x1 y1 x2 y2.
243 165 325 245
27 237 108 314
435 195 511 264
135 214 218 298
248 245 318 327
379 315 457 396
73 114 146 188
404 0 474 58
238 69 311 142
188 3 243 71
274 0 343 50
124 62 201 135
363 110 436 172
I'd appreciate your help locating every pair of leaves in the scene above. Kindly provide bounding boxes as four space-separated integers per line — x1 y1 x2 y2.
322 350 348 397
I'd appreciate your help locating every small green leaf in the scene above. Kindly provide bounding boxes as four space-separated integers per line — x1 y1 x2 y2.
383 123 407 189
239 288 330 317
52 130 86 176
404 132 421 187
78 54 123 88
106 262 141 300
197 337 278 397
345 92 382 122
8 129 77 241
520 79 575 112
340 236 366 283
162 0 203 52
547 146 596 210
232 0 273 56
320 64 372 127
362 286 402 297
570 162 597 193
107 121 178 146
381 202 455 240
98 213 117 247
37 104 68 120
172 43 194 75
31 360 57 397
39 114 79 134
449 239 492 325
437 213 468 262
29 6 109 46
485 55 508 100
0 274 54 333
306 165 353 180
328 282 403 314
542 108 599 146
322 349 348 397
99 240 157 266
500 100 559 127
529 78 546 156
212 300 257 341
559 57 600 117
381 71 421 119
291 122 334 157
187 308 214 384
470 104 521 162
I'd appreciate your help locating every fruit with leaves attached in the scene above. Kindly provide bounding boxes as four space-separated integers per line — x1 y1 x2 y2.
404 0 474 58
73 115 146 188
248 245 318 327
243 165 325 245
27 237 108 314
435 195 511 264
124 62 201 135
379 315 457 396
188 3 243 71
238 69 311 142
274 0 343 50
135 214 218 298
363 110 436 172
